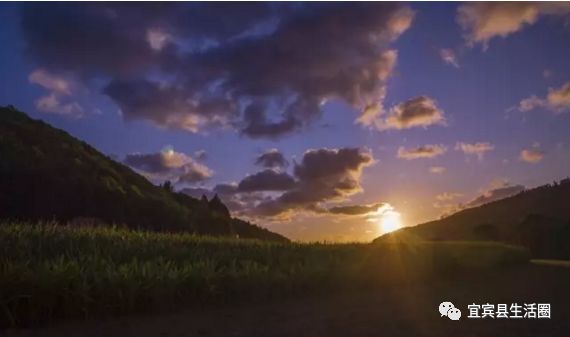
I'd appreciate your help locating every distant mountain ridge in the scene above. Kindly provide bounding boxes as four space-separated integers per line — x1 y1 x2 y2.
378 179 570 258
0 105 288 242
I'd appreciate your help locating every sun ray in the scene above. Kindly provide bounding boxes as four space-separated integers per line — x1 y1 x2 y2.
379 209 402 234
366 203 403 235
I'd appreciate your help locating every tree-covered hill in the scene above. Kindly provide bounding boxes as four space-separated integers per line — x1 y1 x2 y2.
0 106 287 242
377 179 570 258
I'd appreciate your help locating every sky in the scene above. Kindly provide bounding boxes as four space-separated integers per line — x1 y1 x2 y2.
1 2 570 242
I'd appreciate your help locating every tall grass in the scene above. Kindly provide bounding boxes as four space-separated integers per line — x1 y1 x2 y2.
0 222 529 328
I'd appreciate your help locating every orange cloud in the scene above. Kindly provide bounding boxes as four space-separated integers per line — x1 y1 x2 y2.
397 144 447 160
520 148 545 164
381 96 447 130
517 82 570 113
458 2 570 47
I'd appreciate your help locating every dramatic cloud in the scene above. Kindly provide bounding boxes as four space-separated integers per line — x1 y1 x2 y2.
104 79 236 133
397 144 447 160
439 49 459 68
237 169 296 192
455 142 495 159
181 184 269 214
520 148 545 163
255 149 289 169
458 2 570 47
380 96 447 130
124 147 213 184
355 49 398 127
252 147 375 218
180 147 374 219
28 69 83 117
517 82 570 113
21 3 415 138
328 202 385 216
429 166 446 174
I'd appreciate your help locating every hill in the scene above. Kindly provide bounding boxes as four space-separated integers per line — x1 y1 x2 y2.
378 180 570 258
0 105 287 242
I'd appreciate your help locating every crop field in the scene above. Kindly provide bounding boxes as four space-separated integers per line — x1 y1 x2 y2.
0 223 530 328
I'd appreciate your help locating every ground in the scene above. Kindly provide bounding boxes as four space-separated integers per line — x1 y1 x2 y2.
5 262 569 337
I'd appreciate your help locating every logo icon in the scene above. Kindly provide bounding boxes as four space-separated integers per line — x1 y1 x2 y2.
439 301 461 320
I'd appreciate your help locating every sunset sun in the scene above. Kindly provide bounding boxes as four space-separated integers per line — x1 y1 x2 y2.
379 209 403 234
367 204 403 235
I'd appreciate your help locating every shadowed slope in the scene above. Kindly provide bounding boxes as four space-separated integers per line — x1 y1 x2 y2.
376 180 570 258
0 105 287 242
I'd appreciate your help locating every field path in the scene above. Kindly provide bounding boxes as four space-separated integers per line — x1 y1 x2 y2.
5 264 570 337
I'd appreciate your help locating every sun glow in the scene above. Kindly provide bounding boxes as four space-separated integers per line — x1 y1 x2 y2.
367 204 403 234
379 209 402 234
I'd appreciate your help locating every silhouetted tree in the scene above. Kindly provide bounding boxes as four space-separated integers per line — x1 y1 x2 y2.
209 194 230 218
162 180 173 192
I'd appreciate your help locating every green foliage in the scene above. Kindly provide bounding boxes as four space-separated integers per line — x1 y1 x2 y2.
0 222 529 327
0 106 287 241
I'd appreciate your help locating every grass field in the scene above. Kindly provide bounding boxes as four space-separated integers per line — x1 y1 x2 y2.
8 264 570 337
0 223 530 328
